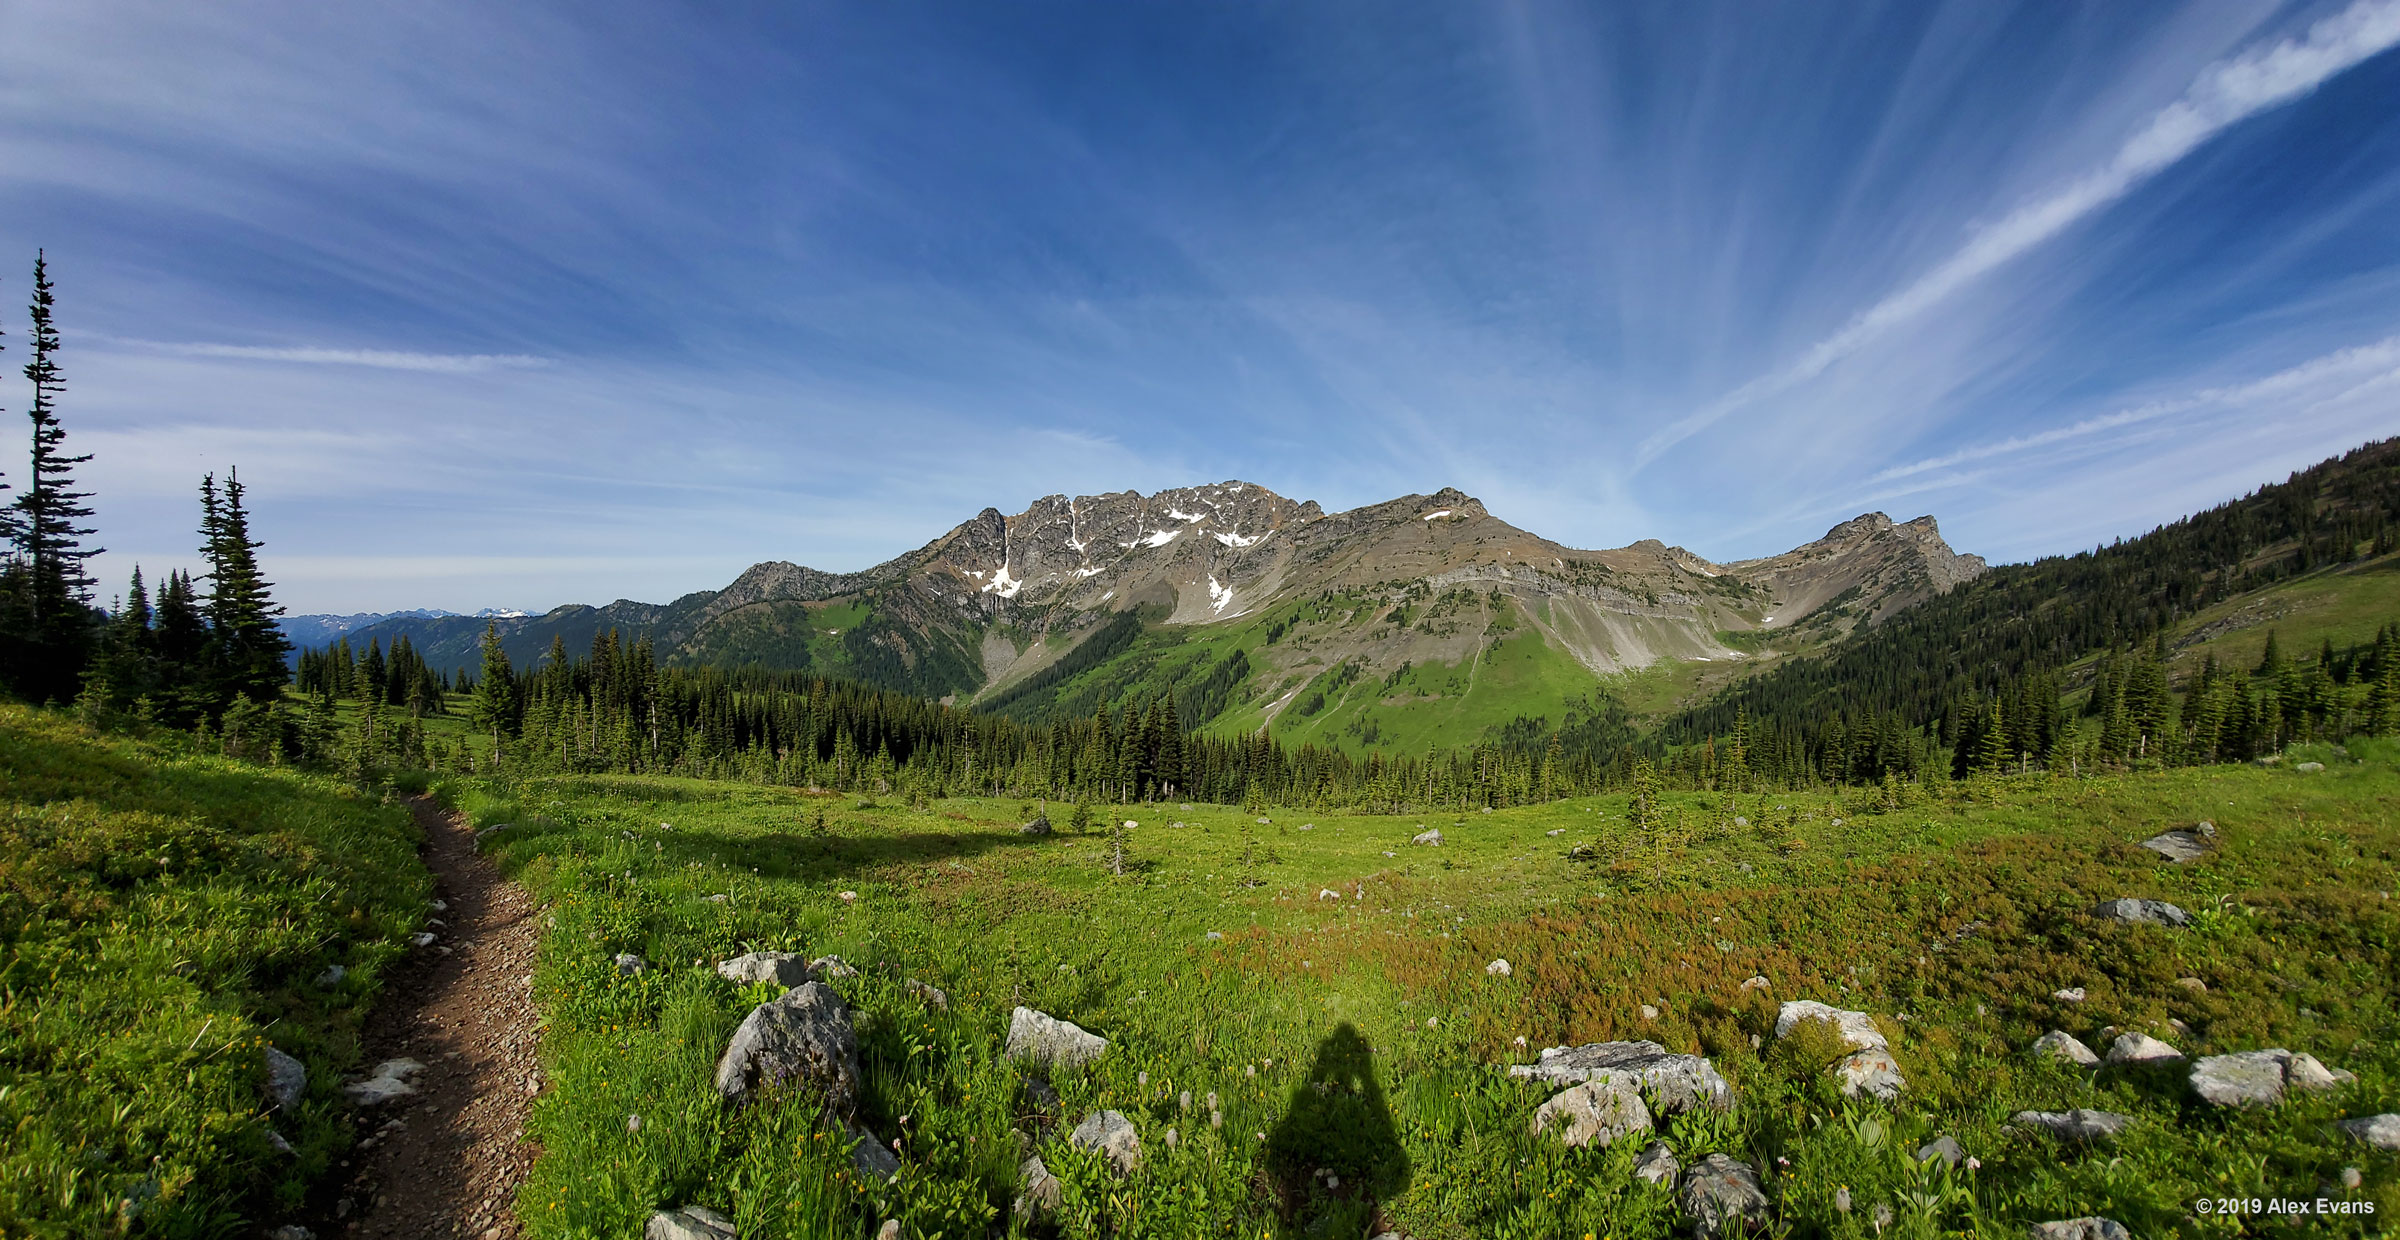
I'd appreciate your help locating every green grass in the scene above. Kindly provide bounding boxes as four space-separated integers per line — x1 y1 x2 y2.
0 704 430 1236
2166 553 2400 677
455 745 2399 1238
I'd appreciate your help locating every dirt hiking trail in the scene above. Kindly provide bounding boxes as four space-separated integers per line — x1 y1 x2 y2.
323 796 543 1239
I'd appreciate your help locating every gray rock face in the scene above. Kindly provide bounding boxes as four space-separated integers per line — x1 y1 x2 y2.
1070 1109 1141 1175
716 952 812 987
2029 1031 2099 1066
2190 1049 2349 1107
263 1047 307 1111
2026 1219 2132 1240
1532 1076 1653 1149
2137 830 2212 863
1633 1141 1680 1186
1019 814 1053 836
712 982 860 1112
849 1124 899 1183
1507 1040 1736 1112
2105 1032 2182 1064
1679 1153 1768 1239
2092 898 2190 927
1774 1001 1888 1052
2012 1109 2130 1142
645 1205 737 1240
1013 1155 1064 1220
1833 1047 1906 1100
2340 1113 2400 1150
1412 829 1443 846
344 1059 423 1106
1005 1007 1108 1070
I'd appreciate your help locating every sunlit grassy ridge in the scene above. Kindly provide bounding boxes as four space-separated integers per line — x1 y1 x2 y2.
0 704 428 1236
460 745 2398 1238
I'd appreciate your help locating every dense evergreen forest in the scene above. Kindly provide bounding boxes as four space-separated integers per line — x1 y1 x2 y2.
1656 439 2400 786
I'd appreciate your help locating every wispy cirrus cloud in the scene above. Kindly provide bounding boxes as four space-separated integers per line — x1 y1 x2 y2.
1637 0 2400 468
126 340 551 373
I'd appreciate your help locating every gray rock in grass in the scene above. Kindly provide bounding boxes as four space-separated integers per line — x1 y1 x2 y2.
712 982 860 1113
848 1123 899 1183
263 1046 307 1111
614 953 649 976
1013 1155 1064 1220
1679 1153 1769 1239
2104 1031 2182 1064
1412 828 1443 846
2026 1219 2132 1240
1915 1134 1962 1168
1633 1140 1680 1186
2091 898 2190 927
1070 1109 1141 1175
1531 1076 1652 1149
1507 1040 1736 1113
907 978 950 1010
1833 1047 1906 1100
1005 1007 1108 1070
645 1205 736 1240
2011 1109 2130 1142
2029 1031 2099 1066
2190 1048 2350 1107
1773 1000 1888 1052
715 951 811 987
2340 1113 2400 1150
2137 830 2212 863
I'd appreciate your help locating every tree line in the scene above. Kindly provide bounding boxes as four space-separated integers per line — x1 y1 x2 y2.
0 252 291 719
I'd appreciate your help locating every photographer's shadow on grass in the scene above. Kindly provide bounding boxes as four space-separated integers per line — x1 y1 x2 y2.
1261 1022 1411 1238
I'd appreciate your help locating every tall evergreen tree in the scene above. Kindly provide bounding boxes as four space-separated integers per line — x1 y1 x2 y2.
468 620 519 762
198 469 292 704
3 252 101 698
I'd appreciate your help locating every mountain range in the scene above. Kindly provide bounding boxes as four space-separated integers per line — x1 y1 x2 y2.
311 483 1985 751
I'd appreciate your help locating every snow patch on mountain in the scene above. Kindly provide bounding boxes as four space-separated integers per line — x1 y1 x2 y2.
1212 530 1261 548
1207 575 1234 614
1141 529 1180 548
1422 509 1452 520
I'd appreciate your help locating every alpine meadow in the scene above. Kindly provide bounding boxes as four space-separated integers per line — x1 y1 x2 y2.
6 4 2400 1240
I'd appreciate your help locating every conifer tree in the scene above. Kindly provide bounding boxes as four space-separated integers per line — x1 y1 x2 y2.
468 620 518 761
4 252 101 697
198 469 291 703
86 566 156 709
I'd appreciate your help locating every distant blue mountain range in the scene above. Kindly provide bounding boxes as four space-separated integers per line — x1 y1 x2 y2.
276 608 530 650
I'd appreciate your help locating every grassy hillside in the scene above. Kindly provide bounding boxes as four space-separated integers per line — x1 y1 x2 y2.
456 748 2395 1238
2165 552 2400 679
0 705 429 1236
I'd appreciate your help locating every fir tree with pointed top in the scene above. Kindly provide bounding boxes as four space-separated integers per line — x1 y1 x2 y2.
4 252 103 696
198 468 292 704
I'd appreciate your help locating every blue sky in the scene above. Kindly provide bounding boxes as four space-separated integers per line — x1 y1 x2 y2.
3 1 2398 613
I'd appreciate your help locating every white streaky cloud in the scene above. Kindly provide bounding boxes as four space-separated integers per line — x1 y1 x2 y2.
1637 0 2400 468
1872 334 2400 483
132 341 552 373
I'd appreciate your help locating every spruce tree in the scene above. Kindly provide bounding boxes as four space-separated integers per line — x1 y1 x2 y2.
198 469 292 703
5 252 101 696
468 620 518 762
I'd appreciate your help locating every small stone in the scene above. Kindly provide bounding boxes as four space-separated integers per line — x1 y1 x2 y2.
2296 761 2325 772
1012 1155 1063 1220
1531 1076 1652 1148
1070 1110 1141 1175
644 1205 735 1240
850 1123 900 1183
1639 1004 1659 1021
1834 1047 1906 1099
1004 1007 1108 1070
715 952 811 987
1411 829 1443 846
875 1221 899 1240
344 1059 424 1106
2052 987 2086 1003
614 953 648 976
268 1227 314 1240
1546 828 1564 836
1633 1140 1679 1186
410 932 437 948
2137 830 2212 863
1774 1000 1887 1052
2341 1113 2400 1150
906 979 950 1010
1739 976 1769 993
713 982 861 1112
2105 1032 2182 1064
810 955 859 979
1915 1135 1962 1167
1486 958 1512 977
2011 1109 2130 1142
2091 898 2190 927
1679 1153 1768 1239
263 1047 307 1111
2029 1031 2099 1066
2176 976 2207 992
314 965 346 988
2025 1219 2132 1240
